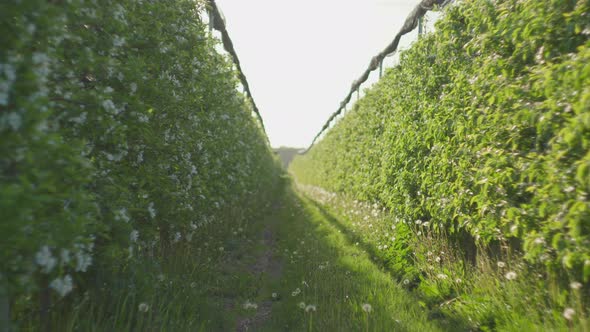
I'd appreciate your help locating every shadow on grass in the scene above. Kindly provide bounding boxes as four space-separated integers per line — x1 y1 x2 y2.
302 195 470 332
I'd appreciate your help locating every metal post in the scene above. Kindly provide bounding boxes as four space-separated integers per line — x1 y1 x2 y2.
418 17 423 35
208 9 214 33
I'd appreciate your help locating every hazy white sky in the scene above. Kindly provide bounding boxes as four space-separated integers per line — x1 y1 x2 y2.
215 0 432 148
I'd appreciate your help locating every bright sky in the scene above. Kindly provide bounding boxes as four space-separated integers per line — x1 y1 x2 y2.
215 0 435 148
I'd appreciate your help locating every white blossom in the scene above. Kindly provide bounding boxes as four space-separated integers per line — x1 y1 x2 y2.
130 230 139 243
75 250 92 272
113 36 126 47
35 246 57 273
115 208 131 223
60 249 71 265
0 62 17 106
148 202 156 219
102 99 118 114
50 275 73 297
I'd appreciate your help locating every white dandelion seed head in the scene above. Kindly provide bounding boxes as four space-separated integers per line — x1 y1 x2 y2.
305 304 316 313
504 271 517 281
272 292 278 298
138 303 149 313
362 303 372 313
298 302 306 309
497 261 506 268
291 288 301 296
563 308 575 321
242 300 258 310
570 281 582 290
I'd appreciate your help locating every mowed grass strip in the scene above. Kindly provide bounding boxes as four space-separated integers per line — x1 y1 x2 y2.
263 185 448 331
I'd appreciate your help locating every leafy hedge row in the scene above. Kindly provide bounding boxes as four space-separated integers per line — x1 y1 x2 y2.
1 0 277 307
291 0 590 282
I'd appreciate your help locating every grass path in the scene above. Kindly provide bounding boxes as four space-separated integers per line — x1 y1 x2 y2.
51 182 451 331
216 183 446 331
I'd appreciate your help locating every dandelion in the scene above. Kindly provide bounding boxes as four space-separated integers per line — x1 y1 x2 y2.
362 303 372 313
403 279 410 285
505 271 517 280
455 278 462 284
435 256 441 263
292 288 301 296
298 302 306 309
570 281 582 290
272 292 278 299
50 275 73 297
497 261 506 268
533 237 545 245
437 273 448 280
563 308 575 321
138 303 150 313
243 300 258 310
305 304 317 313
